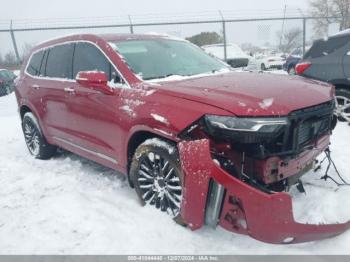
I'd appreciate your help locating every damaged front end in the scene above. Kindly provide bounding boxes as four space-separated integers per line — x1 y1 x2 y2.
177 101 350 244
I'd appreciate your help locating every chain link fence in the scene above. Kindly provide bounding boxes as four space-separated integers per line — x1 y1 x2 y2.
0 11 344 67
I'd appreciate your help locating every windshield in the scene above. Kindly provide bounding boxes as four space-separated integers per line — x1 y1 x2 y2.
111 39 228 80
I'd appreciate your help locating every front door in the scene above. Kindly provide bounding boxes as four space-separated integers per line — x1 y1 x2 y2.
65 42 125 167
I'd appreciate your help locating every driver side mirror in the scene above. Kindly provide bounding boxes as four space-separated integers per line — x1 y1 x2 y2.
76 71 114 95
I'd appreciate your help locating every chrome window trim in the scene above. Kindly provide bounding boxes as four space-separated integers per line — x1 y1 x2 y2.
24 40 131 88
53 136 118 165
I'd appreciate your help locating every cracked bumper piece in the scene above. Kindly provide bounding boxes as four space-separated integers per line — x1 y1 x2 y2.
178 139 350 244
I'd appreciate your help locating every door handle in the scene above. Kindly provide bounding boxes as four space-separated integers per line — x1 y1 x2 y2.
64 87 75 93
32 84 40 90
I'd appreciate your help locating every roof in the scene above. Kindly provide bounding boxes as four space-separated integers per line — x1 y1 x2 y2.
98 33 175 42
30 33 187 56
37 33 183 47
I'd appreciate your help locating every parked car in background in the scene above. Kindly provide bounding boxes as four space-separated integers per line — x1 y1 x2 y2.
255 53 286 71
283 47 311 75
14 34 348 244
0 69 16 97
202 43 257 70
295 31 350 124
283 48 303 74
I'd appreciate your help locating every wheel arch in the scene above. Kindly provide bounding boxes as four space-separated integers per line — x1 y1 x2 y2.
333 83 350 92
20 105 32 119
18 103 52 144
126 129 178 187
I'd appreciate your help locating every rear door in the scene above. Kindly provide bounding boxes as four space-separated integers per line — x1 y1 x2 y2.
39 43 75 139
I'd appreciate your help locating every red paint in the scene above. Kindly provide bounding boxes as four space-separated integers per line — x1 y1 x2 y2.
179 139 350 244
14 34 344 244
76 71 114 95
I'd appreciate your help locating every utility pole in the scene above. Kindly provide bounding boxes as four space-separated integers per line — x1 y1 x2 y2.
9 20 20 64
128 15 134 34
218 10 227 61
279 5 287 51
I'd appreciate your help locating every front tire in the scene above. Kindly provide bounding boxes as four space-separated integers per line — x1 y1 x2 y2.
335 89 350 123
22 112 57 159
130 138 184 221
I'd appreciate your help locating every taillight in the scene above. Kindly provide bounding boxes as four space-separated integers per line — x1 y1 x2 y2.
268 59 275 62
295 62 311 75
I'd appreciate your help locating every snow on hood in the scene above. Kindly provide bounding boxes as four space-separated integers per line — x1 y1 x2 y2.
153 72 333 117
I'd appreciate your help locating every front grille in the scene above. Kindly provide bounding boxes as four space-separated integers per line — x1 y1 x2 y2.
286 101 334 152
251 101 334 158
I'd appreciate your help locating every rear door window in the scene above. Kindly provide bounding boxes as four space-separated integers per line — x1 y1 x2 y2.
73 42 118 82
27 50 44 76
45 43 74 79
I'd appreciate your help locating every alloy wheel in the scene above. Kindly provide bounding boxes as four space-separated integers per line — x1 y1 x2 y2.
335 96 350 123
24 121 40 156
137 151 182 217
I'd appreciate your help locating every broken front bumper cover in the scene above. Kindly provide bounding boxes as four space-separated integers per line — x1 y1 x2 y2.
178 139 350 244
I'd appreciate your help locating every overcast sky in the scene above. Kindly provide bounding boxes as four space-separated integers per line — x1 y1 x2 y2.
1 0 310 56
2 0 308 20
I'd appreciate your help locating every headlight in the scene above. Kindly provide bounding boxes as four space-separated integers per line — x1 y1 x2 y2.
204 115 288 143
205 115 287 132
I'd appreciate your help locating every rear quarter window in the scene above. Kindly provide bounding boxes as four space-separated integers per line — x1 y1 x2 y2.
26 51 44 76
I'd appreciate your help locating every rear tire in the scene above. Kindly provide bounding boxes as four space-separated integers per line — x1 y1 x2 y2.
22 112 57 159
129 138 185 224
261 63 266 71
335 89 350 123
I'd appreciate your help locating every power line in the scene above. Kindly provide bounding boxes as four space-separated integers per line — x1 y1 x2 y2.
0 9 308 30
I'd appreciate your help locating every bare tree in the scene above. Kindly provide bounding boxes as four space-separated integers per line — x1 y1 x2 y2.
4 52 17 66
186 32 223 47
310 0 350 37
240 43 263 55
21 43 33 61
277 28 303 53
335 0 350 30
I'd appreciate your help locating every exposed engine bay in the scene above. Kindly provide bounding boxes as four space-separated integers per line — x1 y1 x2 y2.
180 101 337 193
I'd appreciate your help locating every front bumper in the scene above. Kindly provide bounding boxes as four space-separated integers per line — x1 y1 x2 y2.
178 139 350 244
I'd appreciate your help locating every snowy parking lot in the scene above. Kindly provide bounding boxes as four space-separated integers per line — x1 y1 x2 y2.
0 92 350 255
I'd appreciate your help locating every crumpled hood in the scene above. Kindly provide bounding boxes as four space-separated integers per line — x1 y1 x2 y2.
153 72 334 116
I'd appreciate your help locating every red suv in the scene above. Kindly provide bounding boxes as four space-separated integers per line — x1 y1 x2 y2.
15 34 349 244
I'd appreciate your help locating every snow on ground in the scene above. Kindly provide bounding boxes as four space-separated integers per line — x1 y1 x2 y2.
0 93 350 254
